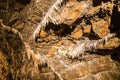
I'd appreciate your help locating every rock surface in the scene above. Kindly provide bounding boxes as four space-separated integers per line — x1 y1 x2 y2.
0 0 120 80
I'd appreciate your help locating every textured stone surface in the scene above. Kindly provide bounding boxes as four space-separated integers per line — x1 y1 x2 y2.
0 0 120 80
92 20 110 38
71 25 83 39
83 25 91 34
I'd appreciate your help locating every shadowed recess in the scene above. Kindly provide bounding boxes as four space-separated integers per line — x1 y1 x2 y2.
44 22 74 37
110 5 120 37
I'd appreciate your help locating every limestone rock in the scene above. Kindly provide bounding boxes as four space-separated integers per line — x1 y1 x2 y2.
0 0 120 80
40 30 47 38
83 25 91 33
92 20 110 38
71 26 83 39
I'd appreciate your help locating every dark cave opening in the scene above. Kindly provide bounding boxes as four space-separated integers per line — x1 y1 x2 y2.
44 22 74 37
92 0 110 6
110 5 120 37
16 0 31 5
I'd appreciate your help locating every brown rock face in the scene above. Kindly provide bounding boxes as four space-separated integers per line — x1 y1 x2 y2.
92 19 110 38
0 0 120 80
83 25 91 34
71 25 83 39
40 30 48 38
